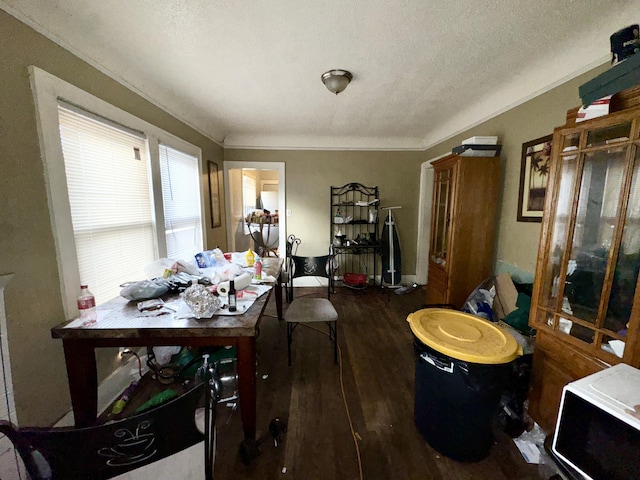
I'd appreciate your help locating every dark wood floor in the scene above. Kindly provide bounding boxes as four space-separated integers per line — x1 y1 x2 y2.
212 286 549 480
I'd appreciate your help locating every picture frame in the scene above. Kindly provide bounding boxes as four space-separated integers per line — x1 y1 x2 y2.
207 161 221 228
517 134 553 222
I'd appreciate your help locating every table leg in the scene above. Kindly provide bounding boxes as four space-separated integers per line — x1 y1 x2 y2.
236 336 257 441
275 273 283 321
62 340 98 427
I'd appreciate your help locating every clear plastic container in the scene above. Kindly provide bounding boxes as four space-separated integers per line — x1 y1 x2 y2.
77 285 97 323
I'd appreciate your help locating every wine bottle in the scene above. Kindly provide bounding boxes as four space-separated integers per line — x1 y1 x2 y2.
228 279 237 312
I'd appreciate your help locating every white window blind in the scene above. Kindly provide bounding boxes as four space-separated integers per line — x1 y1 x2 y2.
57 106 157 304
159 144 203 260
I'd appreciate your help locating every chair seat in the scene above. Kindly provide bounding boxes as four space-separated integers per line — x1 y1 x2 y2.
285 298 338 323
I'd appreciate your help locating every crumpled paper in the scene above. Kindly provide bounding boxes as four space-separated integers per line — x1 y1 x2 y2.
181 283 221 319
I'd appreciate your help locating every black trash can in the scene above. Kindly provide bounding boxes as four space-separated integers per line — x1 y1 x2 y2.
407 308 521 462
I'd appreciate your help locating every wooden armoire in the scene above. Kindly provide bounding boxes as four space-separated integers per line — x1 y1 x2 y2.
426 154 501 308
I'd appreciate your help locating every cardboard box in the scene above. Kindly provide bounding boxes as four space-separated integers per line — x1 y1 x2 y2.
493 272 518 321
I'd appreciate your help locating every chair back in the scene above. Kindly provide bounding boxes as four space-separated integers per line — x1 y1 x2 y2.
286 236 333 301
0 382 206 480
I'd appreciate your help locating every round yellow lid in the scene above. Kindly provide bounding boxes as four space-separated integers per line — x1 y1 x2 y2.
407 308 521 364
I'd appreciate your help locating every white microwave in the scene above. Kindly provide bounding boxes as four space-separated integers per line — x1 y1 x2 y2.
552 363 640 480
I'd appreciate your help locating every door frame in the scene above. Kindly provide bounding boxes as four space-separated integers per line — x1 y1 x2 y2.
223 161 286 256
416 154 447 284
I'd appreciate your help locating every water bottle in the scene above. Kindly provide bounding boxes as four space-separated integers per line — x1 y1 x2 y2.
254 259 262 280
77 285 97 323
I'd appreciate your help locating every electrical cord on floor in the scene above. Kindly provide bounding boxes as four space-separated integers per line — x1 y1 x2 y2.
120 348 143 379
300 324 364 480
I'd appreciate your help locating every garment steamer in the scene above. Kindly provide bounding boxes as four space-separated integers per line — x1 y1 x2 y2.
381 206 402 287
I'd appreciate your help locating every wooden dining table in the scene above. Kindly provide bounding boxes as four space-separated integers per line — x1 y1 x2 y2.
51 257 283 444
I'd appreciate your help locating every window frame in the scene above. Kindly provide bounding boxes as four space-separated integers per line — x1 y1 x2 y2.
30 66 205 319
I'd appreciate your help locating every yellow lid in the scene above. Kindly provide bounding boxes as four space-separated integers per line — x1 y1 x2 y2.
407 308 521 364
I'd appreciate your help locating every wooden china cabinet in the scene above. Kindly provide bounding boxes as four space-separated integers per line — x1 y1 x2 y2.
528 86 640 432
426 154 500 308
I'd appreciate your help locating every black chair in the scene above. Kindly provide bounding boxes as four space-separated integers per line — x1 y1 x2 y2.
284 236 338 366
0 380 216 480
284 234 301 303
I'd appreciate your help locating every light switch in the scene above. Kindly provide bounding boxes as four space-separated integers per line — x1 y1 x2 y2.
286 209 292 217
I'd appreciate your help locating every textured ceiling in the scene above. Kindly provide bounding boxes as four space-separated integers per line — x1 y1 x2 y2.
2 0 638 150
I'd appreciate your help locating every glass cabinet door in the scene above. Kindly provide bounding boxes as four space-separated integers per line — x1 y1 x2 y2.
430 167 452 267
534 118 639 362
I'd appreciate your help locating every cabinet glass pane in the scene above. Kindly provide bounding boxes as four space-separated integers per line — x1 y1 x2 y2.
585 122 631 148
561 132 580 151
432 171 450 264
604 150 640 336
568 323 595 343
564 148 627 323
541 155 577 309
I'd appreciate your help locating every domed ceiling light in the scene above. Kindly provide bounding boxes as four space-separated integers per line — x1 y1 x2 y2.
321 69 353 95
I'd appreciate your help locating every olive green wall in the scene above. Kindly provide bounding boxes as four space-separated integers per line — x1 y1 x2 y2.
0 10 223 425
224 149 425 270
422 65 609 282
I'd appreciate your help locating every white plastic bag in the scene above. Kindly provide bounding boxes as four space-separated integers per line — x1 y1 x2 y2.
120 280 169 301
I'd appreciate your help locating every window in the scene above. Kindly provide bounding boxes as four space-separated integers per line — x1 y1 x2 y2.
159 144 203 261
243 173 257 217
56 106 204 304
58 105 157 303
31 66 204 315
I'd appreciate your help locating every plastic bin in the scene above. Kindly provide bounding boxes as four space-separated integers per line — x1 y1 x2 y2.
407 308 521 462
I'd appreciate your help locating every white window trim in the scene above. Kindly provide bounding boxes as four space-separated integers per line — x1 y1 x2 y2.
29 66 205 319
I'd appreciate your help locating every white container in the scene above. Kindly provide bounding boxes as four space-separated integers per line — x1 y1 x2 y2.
459 148 497 157
462 136 498 145
217 273 252 297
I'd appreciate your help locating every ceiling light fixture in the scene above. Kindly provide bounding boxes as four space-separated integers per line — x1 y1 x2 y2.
321 69 353 95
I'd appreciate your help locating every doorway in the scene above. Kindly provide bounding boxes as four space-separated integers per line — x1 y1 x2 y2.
223 162 286 256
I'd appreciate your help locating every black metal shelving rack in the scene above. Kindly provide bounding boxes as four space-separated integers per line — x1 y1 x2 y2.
330 183 379 287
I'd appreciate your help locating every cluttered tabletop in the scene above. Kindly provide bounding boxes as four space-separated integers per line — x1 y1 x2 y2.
52 249 283 339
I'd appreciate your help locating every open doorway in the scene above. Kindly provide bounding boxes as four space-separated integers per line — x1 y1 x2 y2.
416 155 446 284
223 162 286 256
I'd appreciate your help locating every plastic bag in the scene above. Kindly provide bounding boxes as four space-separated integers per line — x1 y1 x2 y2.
120 279 169 301
461 276 496 320
194 248 228 268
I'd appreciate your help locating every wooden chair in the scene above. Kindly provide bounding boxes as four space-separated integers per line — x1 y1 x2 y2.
0 381 216 480
284 236 338 366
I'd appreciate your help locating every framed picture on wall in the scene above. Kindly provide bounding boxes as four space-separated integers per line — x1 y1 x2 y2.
517 134 553 222
208 161 221 228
